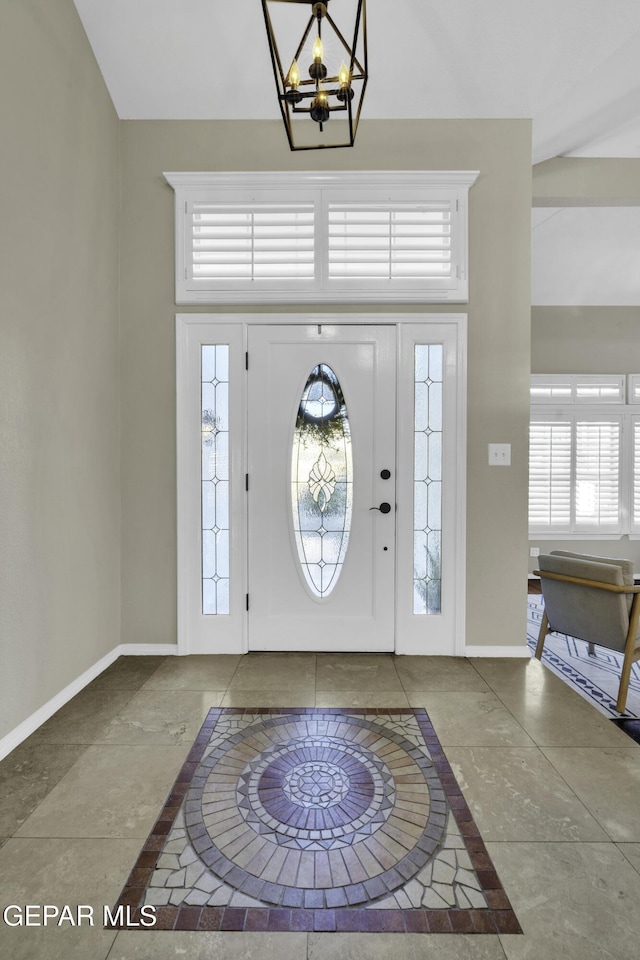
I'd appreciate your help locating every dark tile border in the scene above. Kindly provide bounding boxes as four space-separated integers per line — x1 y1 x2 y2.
109 708 521 935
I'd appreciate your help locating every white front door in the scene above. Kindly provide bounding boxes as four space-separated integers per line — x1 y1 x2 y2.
247 324 396 651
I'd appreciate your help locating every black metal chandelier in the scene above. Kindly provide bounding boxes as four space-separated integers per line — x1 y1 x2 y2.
261 0 368 151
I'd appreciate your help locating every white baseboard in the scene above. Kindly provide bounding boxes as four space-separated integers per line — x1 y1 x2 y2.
0 643 178 763
464 645 532 658
0 646 120 762
120 644 179 656
1 639 530 762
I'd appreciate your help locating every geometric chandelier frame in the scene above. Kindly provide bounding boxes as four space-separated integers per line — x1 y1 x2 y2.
261 0 368 151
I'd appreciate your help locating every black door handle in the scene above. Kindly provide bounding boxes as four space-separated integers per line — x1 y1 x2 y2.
370 502 392 514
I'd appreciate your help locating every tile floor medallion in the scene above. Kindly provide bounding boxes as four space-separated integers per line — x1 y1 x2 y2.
110 708 521 934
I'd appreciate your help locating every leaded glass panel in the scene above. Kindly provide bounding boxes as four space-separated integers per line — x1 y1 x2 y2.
291 364 353 598
201 345 230 614
414 345 443 614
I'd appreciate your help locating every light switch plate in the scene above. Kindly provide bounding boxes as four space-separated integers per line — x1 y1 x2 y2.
488 443 511 466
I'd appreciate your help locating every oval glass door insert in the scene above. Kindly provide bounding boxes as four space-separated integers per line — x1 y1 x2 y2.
291 364 353 598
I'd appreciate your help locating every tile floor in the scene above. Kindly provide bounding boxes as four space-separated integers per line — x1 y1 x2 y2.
1 652 640 959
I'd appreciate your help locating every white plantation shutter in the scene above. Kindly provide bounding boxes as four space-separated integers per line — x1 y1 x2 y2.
165 172 477 303
530 378 573 402
575 420 620 528
529 421 571 529
327 203 452 281
530 375 624 404
575 378 624 403
191 202 315 282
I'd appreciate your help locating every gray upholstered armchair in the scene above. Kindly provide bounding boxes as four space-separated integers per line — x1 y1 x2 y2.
534 551 640 713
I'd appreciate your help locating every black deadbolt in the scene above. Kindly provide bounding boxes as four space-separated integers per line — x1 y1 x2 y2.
380 469 391 480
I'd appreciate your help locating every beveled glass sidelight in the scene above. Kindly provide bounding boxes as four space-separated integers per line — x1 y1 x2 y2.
291 364 353 598
414 345 443 615
201 345 230 615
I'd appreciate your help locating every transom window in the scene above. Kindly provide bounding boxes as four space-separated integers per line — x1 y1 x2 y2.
164 171 478 304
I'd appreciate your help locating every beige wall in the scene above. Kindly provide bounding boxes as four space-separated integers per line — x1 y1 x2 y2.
0 1 121 740
119 119 532 650
532 306 640 373
533 157 640 202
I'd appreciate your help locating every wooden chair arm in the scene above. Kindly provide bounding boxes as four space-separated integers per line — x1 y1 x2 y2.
533 570 640 594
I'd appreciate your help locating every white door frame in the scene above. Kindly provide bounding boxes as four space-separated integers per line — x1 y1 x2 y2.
176 313 467 657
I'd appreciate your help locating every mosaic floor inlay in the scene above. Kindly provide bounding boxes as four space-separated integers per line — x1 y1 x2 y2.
111 708 521 934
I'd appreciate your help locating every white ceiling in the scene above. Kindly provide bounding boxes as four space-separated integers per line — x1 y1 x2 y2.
72 1 640 306
532 207 640 305
73 0 640 162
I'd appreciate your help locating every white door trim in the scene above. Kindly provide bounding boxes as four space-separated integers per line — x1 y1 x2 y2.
176 313 467 657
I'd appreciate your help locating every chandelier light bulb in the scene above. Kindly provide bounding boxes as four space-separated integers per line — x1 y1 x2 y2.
284 57 303 103
309 33 327 80
310 83 330 124
287 59 300 89
336 60 354 102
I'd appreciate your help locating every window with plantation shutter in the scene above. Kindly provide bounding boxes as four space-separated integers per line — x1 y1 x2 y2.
529 416 622 534
528 375 640 538
529 420 571 529
192 202 315 282
530 374 624 404
327 202 452 282
574 420 620 527
575 379 625 403
633 418 640 534
164 171 478 304
530 378 573 403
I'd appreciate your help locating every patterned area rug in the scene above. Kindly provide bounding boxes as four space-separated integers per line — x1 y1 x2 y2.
111 708 520 935
527 595 640 718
